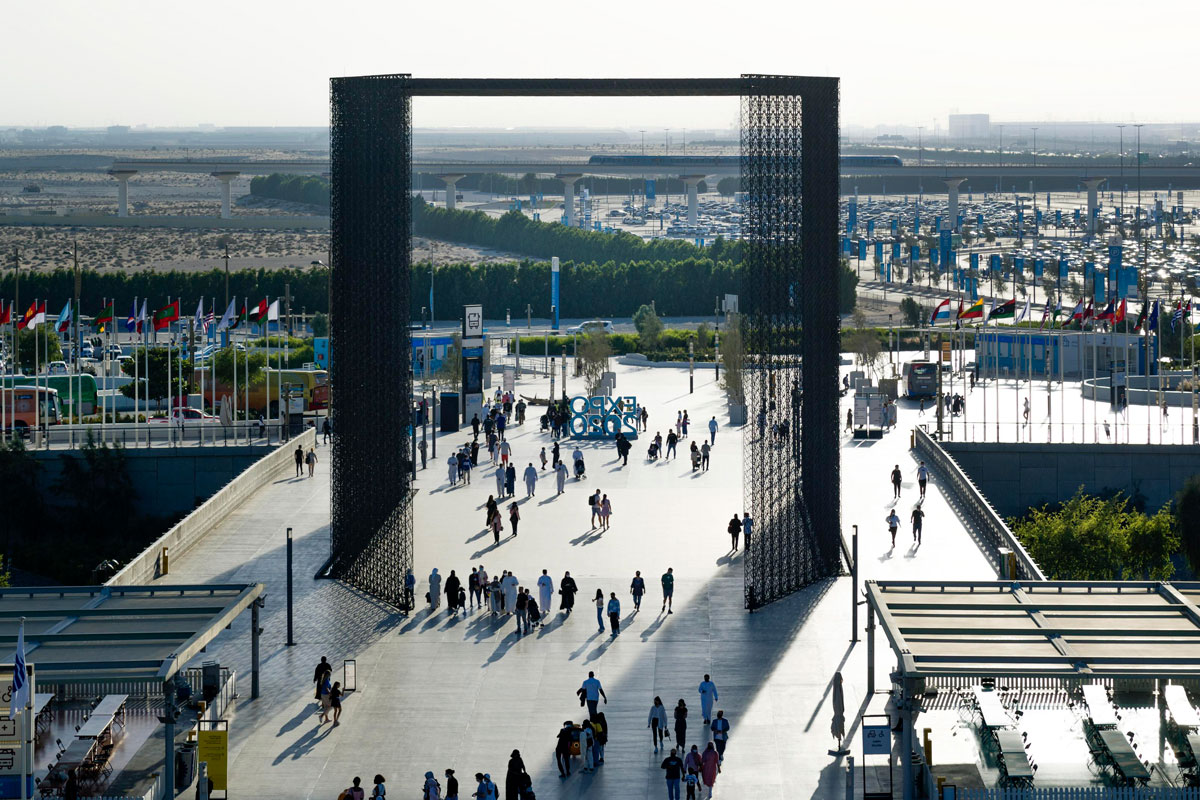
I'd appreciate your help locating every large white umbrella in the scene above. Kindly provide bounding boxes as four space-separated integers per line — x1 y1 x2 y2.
830 671 848 755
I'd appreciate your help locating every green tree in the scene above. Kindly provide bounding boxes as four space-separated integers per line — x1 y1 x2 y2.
212 346 266 389
119 347 193 407
1127 505 1179 580
311 312 329 337
433 333 462 392
719 312 745 406
14 328 63 374
695 322 713 353
578 328 612 396
632 303 664 350
899 297 926 328
0 437 39 576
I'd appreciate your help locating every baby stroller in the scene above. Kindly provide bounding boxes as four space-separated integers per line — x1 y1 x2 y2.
540 414 549 431
574 457 586 480
647 440 660 460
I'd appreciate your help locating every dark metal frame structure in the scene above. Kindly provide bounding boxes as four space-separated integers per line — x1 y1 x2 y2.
328 75 840 612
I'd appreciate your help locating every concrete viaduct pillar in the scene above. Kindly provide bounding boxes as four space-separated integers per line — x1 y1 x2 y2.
944 177 966 231
682 175 705 227
108 169 138 217
1083 178 1106 236
558 174 582 227
440 174 466 210
212 171 240 219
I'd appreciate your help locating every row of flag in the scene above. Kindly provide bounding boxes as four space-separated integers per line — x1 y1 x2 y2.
930 296 1193 333
0 298 279 336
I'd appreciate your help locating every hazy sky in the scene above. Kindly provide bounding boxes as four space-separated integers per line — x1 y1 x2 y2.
7 0 1196 130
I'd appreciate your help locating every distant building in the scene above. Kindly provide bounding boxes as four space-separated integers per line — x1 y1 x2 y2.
949 114 991 144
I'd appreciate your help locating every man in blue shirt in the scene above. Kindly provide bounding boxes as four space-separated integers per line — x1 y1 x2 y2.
607 593 621 636
710 710 731 762
708 416 718 445
580 671 607 716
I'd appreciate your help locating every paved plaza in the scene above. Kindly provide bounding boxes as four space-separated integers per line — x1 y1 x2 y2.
155 359 997 799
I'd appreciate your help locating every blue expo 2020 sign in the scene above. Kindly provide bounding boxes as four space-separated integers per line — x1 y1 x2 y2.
569 395 639 439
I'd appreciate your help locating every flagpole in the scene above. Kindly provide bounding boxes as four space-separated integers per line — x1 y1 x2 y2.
233 296 238 443
133 297 139 447
33 301 39 446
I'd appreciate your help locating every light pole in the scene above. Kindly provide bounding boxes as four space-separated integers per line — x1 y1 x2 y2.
1117 124 1126 216
917 126 924 167
223 243 231 308
1134 124 1144 236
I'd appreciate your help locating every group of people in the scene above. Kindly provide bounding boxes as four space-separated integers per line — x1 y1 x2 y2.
884 461 929 547
346 751 533 800
312 656 344 726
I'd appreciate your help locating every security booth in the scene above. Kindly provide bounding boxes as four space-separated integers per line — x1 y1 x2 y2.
0 584 263 799
864 580 1200 798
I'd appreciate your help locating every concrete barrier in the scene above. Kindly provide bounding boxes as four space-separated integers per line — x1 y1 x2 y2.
107 429 315 586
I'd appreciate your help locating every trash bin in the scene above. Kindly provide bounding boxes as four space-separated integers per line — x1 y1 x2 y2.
176 742 197 790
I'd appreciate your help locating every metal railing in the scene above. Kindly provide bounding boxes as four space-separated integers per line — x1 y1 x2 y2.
960 789 1200 800
913 426 1045 581
1 421 294 450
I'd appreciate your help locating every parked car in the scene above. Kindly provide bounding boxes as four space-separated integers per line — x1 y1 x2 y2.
151 408 219 423
567 320 616 335
47 361 69 375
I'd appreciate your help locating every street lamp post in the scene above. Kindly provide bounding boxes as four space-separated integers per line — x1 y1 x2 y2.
223 243 231 308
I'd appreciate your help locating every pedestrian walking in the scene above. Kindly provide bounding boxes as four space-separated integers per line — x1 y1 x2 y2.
910 504 924 545
580 720 597 773
1023 396 1031 424
294 444 304 477
495 466 505 498
418 438 427 470
473 773 497 800
886 509 901 547
448 455 459 486
684 768 700 800
560 571 578 614
592 710 608 764
487 575 501 615
329 681 343 725
551 440 560 467
698 675 719 723
540 447 547 469
515 588 529 634
461 453 472 485
684 745 703 777
675 411 683 438
641 406 649 431
846 408 853 433
313 656 332 702
527 592 541 629
661 567 675 613
682 411 690 438
555 721 574 777
491 508 503 543
444 570 461 615
600 494 612 530
661 748 685 800
727 514 742 550
701 742 720 796
674 699 688 752
918 397 925 416
342 777 366 800
467 568 479 610
523 462 538 497
444 770 458 800
917 461 929 499
649 696 669 752
317 673 332 723
471 413 481 439
742 512 754 551
594 588 605 631
708 416 718 445
428 568 442 610
630 571 645 610
890 464 903 499
505 751 527 800
580 671 607 716
589 488 602 528
555 460 568 494
505 463 516 497
710 710 730 762
607 592 621 635
509 502 520 537
503 571 519 612
371 774 386 798
700 441 710 471
405 570 416 610
666 430 678 460
538 570 554 614
322 417 332 444
499 439 511 466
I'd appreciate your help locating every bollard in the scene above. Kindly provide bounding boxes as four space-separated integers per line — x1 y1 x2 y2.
161 546 169 575
923 727 933 765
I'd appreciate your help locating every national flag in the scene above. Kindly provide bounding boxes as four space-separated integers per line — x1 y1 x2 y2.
1082 301 1094 328
1172 301 1183 331
136 299 148 334
1067 300 1085 327
1114 299 1127 325
929 298 952 326
56 300 72 333
1096 301 1115 322
958 298 985 320
248 299 269 325
125 300 139 332
33 302 46 327
194 299 206 335
1014 299 1031 326
267 299 280 322
216 299 237 332
1133 302 1148 332
235 304 247 329
1149 300 1159 333
18 302 36 330
987 298 1017 322
96 302 115 327
954 299 965 329
11 620 28 713
1039 300 1053 330
0 302 10 326
153 300 180 331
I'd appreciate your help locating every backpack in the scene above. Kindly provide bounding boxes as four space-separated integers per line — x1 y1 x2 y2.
587 495 596 506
